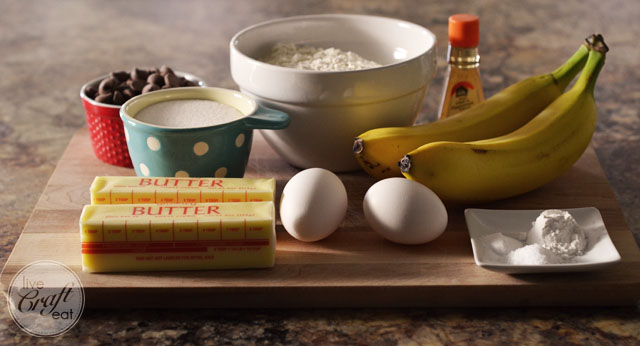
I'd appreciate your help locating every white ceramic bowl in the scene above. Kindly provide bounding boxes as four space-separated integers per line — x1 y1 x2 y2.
465 208 621 274
230 14 437 171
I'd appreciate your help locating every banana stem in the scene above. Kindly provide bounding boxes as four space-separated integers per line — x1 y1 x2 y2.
398 155 411 173
353 138 364 154
576 39 607 93
551 44 590 90
586 33 609 53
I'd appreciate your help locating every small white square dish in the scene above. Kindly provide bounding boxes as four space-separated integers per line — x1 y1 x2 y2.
464 207 621 274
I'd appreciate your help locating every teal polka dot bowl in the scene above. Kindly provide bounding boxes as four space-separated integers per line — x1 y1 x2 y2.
120 87 290 178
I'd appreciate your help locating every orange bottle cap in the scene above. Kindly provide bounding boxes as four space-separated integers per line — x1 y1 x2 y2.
449 14 479 48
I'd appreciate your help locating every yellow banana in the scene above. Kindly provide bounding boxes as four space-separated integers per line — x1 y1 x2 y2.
399 36 608 204
353 44 590 180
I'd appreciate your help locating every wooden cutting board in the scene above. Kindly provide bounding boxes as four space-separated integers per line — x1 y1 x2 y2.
1 128 639 308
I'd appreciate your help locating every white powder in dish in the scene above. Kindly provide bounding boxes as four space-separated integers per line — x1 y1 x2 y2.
135 100 244 128
526 209 587 258
480 210 589 265
482 232 523 256
261 42 381 71
507 244 565 265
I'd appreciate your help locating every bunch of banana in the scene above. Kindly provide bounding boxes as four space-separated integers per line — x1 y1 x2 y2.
399 35 608 204
353 43 590 180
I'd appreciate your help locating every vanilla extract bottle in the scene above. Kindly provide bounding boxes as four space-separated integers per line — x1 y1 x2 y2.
438 14 484 119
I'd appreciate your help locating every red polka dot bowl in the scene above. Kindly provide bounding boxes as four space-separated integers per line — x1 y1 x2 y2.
80 71 205 167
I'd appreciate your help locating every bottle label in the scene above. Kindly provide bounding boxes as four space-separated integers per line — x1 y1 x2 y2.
439 67 484 119
448 81 478 113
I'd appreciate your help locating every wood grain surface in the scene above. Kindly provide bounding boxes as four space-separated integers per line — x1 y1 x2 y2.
1 128 638 308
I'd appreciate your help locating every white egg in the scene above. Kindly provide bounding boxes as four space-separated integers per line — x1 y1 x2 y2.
280 168 348 242
363 178 447 245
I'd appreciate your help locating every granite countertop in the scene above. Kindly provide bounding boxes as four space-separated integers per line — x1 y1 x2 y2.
1 0 638 344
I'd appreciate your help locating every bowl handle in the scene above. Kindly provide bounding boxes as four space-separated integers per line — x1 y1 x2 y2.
243 105 290 130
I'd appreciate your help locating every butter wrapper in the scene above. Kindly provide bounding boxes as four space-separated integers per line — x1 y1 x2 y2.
79 202 275 272
90 176 275 204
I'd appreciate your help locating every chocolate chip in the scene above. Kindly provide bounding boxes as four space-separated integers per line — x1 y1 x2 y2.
131 67 148 81
85 85 98 99
142 83 160 94
116 81 129 92
110 71 130 83
113 90 125 105
88 65 195 102
122 88 134 99
164 73 180 88
159 65 174 76
98 77 117 94
127 78 145 92
147 73 164 86
95 92 113 104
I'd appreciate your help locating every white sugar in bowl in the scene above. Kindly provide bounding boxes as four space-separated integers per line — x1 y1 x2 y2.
120 87 290 178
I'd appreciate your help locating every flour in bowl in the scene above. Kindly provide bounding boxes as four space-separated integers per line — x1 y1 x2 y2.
261 42 381 71
135 100 244 128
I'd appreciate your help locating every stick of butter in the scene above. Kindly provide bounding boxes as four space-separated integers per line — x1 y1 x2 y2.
79 202 275 272
90 176 275 204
